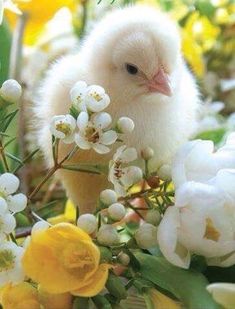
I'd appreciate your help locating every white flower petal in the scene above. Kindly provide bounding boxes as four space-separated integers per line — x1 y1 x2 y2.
70 81 87 105
99 130 117 145
157 207 190 269
121 166 142 187
0 197 8 214
3 214 16 234
93 143 110 154
74 133 91 150
63 133 75 144
77 111 89 131
7 193 27 213
119 147 138 163
207 283 235 309
93 112 112 129
0 173 19 195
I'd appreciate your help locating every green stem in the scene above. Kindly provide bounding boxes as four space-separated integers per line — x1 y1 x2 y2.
0 139 10 172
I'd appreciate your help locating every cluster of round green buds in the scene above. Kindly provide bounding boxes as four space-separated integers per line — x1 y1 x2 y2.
100 189 126 222
0 79 22 104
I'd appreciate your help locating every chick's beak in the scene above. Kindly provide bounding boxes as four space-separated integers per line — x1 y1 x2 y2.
148 67 172 96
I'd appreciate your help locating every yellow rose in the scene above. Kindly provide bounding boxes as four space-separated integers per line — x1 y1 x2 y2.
22 223 110 296
38 286 72 309
0 282 40 309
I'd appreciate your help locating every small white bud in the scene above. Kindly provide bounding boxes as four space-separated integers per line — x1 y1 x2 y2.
141 147 154 161
100 189 117 205
77 214 97 234
117 117 135 134
135 223 158 249
118 252 130 266
108 203 126 221
0 79 22 103
32 221 50 234
145 209 161 226
158 164 172 181
97 224 120 246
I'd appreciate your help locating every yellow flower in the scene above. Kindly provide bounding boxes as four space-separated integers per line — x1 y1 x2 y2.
0 282 73 309
6 0 76 45
150 289 182 309
0 282 41 309
47 199 76 225
22 223 110 296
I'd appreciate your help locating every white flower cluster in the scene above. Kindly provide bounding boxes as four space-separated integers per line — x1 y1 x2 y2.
158 133 235 269
0 173 27 287
50 81 134 154
100 189 126 221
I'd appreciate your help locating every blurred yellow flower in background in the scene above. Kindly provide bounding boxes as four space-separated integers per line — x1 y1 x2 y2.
47 199 76 225
182 12 220 77
6 0 76 45
150 289 182 309
22 223 110 296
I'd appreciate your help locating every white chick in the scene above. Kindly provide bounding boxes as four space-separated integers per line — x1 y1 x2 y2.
35 5 200 213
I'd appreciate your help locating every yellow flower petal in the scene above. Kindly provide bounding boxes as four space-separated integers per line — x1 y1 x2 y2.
22 223 106 295
150 289 182 309
0 283 40 309
72 264 111 297
38 286 72 309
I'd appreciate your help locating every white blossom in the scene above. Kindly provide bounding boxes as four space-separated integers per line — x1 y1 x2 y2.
158 181 235 269
117 117 135 134
97 224 120 246
109 145 143 197
75 111 117 154
0 197 16 240
70 81 88 111
172 133 235 189
0 173 27 213
100 189 117 205
135 223 158 249
0 79 22 103
0 242 25 287
108 203 126 221
50 114 76 144
207 283 235 309
77 214 97 234
84 85 110 113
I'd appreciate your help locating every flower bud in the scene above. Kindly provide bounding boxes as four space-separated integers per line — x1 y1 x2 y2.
32 221 50 234
145 209 161 226
0 79 22 103
141 147 154 160
77 214 97 234
118 252 130 266
158 164 171 181
117 117 135 134
146 175 160 189
100 189 117 205
97 224 120 246
135 223 158 249
108 203 126 221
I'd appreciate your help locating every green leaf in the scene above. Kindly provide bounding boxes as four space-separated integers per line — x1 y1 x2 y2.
195 128 226 145
106 272 127 301
0 19 12 84
92 295 112 309
135 253 222 309
0 109 18 132
204 265 235 284
62 163 108 175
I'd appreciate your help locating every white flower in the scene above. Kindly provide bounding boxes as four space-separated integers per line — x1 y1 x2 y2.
0 197 16 240
50 114 76 144
108 203 126 221
172 133 235 189
0 242 25 287
0 1 21 25
77 214 97 234
84 85 110 113
157 181 235 269
109 145 143 197
100 189 118 205
135 223 158 249
0 79 22 103
0 173 27 213
117 117 135 134
70 81 88 111
207 283 235 309
97 224 120 246
75 111 117 154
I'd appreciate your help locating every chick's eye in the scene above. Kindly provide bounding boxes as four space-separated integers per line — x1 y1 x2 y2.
125 63 138 75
